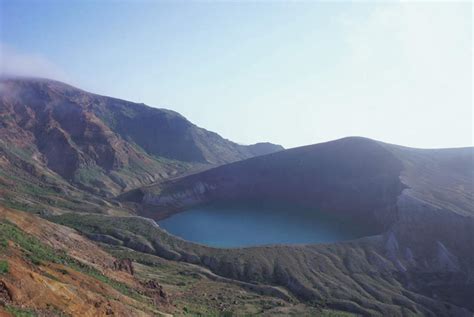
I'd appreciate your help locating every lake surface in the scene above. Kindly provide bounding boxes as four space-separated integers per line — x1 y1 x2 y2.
158 202 372 248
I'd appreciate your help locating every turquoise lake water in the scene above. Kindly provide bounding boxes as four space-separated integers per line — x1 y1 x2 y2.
158 202 371 248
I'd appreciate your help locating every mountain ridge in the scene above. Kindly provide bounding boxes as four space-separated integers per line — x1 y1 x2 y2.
0 77 283 200
132 136 473 219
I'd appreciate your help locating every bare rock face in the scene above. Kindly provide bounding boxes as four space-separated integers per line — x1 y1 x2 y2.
141 279 170 306
142 181 215 211
0 281 12 305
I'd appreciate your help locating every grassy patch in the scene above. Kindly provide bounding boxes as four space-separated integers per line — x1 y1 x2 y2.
0 196 42 214
0 260 9 274
7 146 36 163
5 305 37 317
320 309 357 316
74 166 105 185
0 221 67 265
107 246 200 288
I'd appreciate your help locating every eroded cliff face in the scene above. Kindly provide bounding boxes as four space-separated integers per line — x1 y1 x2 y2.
0 79 191 197
142 181 215 211
383 144 474 217
387 193 474 273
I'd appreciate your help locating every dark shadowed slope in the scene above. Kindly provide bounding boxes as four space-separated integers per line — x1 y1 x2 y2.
0 77 282 199
132 137 472 222
127 137 404 230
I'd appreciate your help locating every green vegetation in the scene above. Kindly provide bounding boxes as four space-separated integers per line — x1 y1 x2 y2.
19 183 56 197
0 221 68 265
106 246 200 288
0 260 9 274
0 166 61 214
74 166 106 185
75 262 143 301
0 237 7 248
5 306 37 317
0 198 41 214
6 145 36 163
320 310 356 317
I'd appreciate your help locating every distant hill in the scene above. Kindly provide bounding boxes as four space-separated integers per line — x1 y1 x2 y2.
0 77 282 200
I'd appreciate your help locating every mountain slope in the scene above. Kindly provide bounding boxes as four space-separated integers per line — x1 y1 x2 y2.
52 209 474 317
0 206 172 316
1 205 350 317
133 137 472 222
126 137 404 230
0 77 282 200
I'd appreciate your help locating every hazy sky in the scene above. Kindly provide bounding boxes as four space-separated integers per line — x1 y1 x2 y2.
0 1 472 149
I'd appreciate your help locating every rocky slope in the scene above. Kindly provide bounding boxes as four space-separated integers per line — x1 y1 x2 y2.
52 210 474 316
0 205 346 317
0 206 172 316
0 77 282 198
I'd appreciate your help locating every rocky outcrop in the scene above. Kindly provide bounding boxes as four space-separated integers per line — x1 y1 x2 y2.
142 181 215 210
141 280 170 306
0 281 12 305
113 258 135 275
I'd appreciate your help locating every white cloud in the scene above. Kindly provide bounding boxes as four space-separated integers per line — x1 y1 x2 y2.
0 43 69 80
315 2 473 148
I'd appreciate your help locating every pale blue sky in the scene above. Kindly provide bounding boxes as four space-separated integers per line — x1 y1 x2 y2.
0 1 472 148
